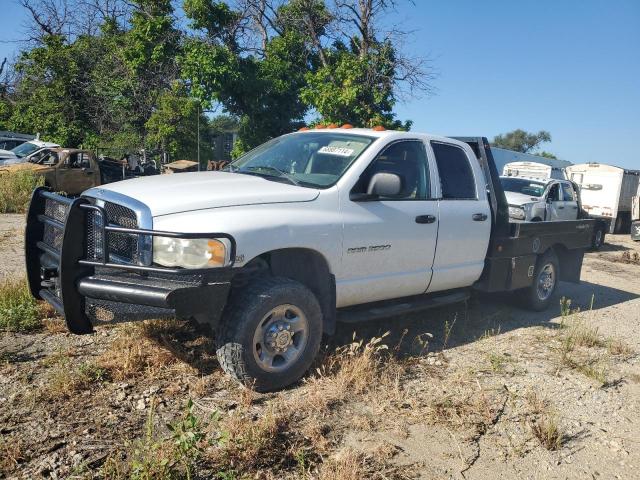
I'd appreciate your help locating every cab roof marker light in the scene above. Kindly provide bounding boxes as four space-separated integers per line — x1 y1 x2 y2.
298 127 310 131
372 126 386 131
341 124 354 129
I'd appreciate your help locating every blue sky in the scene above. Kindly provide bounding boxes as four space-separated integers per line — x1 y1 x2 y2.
1 0 639 169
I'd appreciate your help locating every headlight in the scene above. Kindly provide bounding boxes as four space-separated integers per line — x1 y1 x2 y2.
508 206 526 220
153 237 230 269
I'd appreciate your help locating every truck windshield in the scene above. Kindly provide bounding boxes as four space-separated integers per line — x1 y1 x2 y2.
11 142 39 158
225 132 375 188
500 177 546 197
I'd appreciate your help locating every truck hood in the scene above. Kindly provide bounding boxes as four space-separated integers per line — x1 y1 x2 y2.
0 149 18 160
85 171 321 217
504 191 541 206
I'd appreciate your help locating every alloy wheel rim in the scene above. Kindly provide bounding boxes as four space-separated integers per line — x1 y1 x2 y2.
536 263 556 301
252 304 309 372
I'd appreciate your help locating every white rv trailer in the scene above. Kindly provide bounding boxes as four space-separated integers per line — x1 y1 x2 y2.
502 161 567 180
632 184 640 241
491 147 572 176
565 163 640 234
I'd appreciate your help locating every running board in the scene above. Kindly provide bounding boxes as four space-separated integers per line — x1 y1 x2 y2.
337 290 470 324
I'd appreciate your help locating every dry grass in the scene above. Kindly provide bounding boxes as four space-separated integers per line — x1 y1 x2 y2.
317 447 410 480
0 436 27 476
530 414 564 451
0 169 45 213
97 321 195 381
39 349 106 400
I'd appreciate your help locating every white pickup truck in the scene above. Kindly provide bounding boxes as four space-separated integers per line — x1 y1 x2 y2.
25 130 596 391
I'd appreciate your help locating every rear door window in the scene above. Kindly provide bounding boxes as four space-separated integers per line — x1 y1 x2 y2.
561 182 576 201
431 142 476 199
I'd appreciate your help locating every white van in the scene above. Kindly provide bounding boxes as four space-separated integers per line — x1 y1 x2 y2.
502 161 567 180
491 147 572 175
566 163 640 233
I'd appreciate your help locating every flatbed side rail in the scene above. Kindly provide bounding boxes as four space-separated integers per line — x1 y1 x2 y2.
25 187 236 334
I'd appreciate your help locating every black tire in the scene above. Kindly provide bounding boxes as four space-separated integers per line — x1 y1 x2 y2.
530 217 542 222
591 227 605 251
215 276 322 392
518 250 560 312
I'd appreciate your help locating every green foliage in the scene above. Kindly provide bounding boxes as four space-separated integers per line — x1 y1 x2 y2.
492 129 552 154
5 0 425 159
538 151 558 159
302 42 411 130
0 279 41 332
0 170 45 214
146 85 212 162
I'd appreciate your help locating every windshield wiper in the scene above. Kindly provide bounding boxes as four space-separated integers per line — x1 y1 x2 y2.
240 166 300 186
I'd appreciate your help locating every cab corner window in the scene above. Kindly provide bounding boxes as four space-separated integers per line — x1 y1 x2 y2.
352 141 430 200
431 142 476 200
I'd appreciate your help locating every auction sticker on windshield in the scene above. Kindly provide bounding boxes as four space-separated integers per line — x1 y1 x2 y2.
318 146 354 156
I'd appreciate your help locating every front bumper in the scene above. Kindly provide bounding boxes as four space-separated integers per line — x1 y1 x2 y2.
25 188 235 334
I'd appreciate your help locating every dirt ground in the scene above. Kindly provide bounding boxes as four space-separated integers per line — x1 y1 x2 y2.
1 212 639 479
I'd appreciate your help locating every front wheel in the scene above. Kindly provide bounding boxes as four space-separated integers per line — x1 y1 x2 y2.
518 250 560 311
215 277 322 392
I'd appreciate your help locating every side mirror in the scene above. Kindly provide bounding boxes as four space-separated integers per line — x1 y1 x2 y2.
368 172 402 196
350 172 403 201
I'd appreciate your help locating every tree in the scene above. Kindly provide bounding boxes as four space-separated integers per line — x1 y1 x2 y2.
492 129 552 153
537 151 558 159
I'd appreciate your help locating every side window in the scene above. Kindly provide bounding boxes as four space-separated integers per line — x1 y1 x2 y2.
561 183 575 202
547 183 560 201
431 142 476 199
68 153 90 169
353 141 430 200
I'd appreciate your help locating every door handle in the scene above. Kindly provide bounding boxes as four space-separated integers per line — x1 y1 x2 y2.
472 213 488 221
415 215 436 224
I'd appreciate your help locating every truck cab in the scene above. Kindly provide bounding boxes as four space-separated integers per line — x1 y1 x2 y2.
25 129 596 391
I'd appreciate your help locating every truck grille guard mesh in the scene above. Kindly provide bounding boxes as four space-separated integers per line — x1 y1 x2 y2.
25 187 236 334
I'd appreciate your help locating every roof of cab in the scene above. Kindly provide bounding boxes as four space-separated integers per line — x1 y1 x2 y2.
294 127 461 145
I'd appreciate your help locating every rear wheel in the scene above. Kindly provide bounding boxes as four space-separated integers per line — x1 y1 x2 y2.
215 277 322 392
591 227 605 250
519 250 559 311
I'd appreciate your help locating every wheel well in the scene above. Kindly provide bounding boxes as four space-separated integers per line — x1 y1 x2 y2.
531 217 542 222
244 248 337 335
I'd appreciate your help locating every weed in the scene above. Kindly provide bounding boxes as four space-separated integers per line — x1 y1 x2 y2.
530 414 564 451
0 169 45 213
0 436 26 475
606 338 634 358
0 278 42 332
168 399 206 480
617 251 640 265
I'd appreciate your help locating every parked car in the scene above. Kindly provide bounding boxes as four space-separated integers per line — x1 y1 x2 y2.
0 139 61 165
0 148 101 195
0 131 35 151
566 163 640 234
501 176 606 249
26 130 597 391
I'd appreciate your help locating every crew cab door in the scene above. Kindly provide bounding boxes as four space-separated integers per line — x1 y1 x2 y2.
560 182 579 219
544 182 564 220
427 141 491 292
338 140 438 307
56 152 98 195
